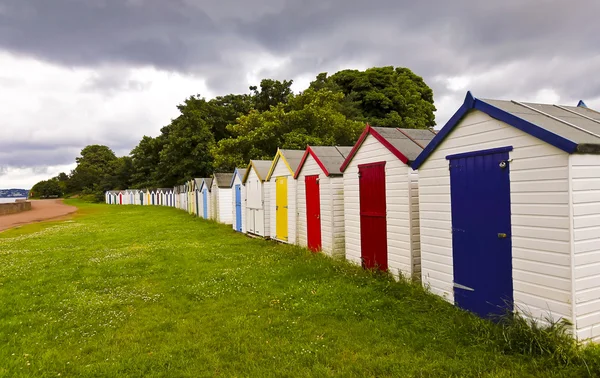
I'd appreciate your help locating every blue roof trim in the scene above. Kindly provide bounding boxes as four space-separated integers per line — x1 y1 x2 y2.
446 146 513 160
578 100 588 108
230 168 241 187
410 91 579 170
410 92 473 170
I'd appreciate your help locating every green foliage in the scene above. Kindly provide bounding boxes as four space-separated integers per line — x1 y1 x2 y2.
0 203 597 376
29 179 63 198
212 89 365 170
39 66 437 192
310 66 436 129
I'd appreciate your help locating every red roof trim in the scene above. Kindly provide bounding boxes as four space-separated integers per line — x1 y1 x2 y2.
294 146 330 179
340 124 409 172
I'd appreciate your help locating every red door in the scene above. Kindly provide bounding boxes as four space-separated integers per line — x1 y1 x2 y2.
305 175 322 252
359 162 388 271
119 193 123 205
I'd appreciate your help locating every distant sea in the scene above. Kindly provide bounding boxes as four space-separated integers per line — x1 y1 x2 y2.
0 197 26 204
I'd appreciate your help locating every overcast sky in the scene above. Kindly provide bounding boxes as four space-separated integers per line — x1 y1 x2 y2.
1 0 599 189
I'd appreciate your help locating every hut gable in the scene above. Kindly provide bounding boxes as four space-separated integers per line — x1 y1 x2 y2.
213 172 234 188
266 149 305 180
295 146 353 178
412 91 600 169
230 168 247 187
341 125 436 171
243 160 272 183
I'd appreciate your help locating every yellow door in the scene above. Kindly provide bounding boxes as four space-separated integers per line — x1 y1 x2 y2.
276 176 288 241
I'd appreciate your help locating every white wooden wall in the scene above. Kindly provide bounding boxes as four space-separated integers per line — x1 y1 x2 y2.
246 168 265 236
268 160 297 244
571 154 600 341
418 110 572 324
231 175 246 232
296 154 345 257
409 171 421 279
343 134 415 279
218 187 232 224
263 179 271 238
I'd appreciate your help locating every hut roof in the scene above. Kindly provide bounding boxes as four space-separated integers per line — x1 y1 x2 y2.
412 91 600 169
340 125 436 171
230 168 247 186
213 172 234 188
265 149 305 180
242 160 272 183
295 146 353 178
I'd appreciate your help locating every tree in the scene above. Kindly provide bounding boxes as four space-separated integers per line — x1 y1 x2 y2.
156 111 216 187
30 179 63 198
212 89 364 170
250 79 294 112
130 136 164 188
309 66 436 128
68 145 118 194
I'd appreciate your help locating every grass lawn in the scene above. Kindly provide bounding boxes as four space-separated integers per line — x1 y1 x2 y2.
0 201 598 377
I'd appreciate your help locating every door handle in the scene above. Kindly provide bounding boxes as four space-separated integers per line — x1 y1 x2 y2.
498 233 507 239
316 215 320 219
276 205 279 210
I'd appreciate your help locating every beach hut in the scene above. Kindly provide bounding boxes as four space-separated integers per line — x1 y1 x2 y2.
266 149 305 244
118 191 124 205
167 188 174 207
173 186 179 208
181 184 188 211
130 189 141 205
230 168 247 233
340 124 435 279
295 146 353 256
105 192 110 204
411 92 600 340
242 160 272 237
198 178 213 219
210 173 234 224
145 189 152 206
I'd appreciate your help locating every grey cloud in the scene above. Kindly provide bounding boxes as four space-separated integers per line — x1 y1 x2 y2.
2 0 600 181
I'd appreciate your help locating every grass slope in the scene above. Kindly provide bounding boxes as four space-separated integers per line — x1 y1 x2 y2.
0 201 596 377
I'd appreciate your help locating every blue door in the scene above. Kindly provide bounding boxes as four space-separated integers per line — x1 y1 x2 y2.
448 146 513 319
203 189 208 219
235 185 242 231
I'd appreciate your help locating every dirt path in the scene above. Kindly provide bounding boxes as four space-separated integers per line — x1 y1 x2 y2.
0 199 77 232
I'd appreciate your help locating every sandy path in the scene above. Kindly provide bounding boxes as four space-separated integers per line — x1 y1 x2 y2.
0 199 77 232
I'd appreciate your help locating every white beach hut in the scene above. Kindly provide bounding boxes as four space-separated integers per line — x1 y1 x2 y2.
242 160 272 237
230 168 247 233
340 124 435 279
412 91 600 341
210 173 234 224
295 146 353 256
266 149 305 244
198 178 213 219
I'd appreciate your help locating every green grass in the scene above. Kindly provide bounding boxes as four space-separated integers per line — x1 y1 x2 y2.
0 201 598 377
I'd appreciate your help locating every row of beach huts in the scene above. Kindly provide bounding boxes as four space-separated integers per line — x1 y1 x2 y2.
106 92 600 342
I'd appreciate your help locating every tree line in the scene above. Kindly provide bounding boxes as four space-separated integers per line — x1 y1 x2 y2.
31 66 436 201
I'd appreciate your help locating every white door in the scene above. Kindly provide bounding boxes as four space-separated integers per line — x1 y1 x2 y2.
255 209 265 237
247 208 255 234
